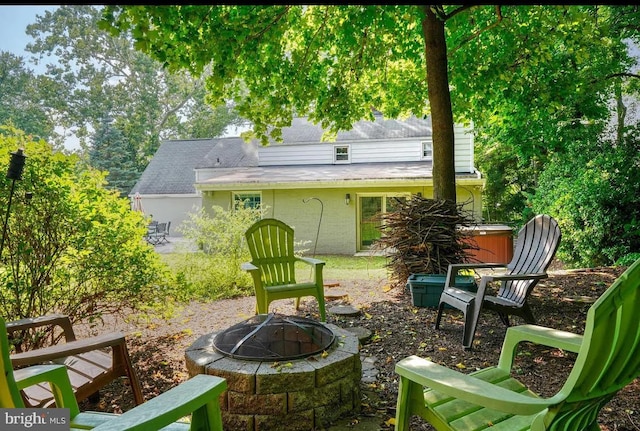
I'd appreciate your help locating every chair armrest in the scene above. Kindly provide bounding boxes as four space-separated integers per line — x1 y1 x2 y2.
241 261 259 272
6 314 76 342
498 324 583 370
10 332 128 367
395 355 555 416
297 257 326 267
14 364 80 416
481 272 548 283
445 263 507 288
89 374 227 431
449 263 508 271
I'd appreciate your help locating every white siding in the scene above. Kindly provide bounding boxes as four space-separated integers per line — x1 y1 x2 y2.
454 124 475 173
257 123 475 172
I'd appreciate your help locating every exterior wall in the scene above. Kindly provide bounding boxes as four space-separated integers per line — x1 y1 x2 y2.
202 183 483 255
135 195 201 237
257 124 475 173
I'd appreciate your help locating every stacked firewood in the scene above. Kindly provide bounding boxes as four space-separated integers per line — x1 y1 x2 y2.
373 196 478 287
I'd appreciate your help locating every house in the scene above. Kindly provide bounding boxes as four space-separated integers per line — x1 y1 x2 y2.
130 114 485 254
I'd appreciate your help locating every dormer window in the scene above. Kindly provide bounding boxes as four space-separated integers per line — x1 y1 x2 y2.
334 145 350 164
422 141 433 160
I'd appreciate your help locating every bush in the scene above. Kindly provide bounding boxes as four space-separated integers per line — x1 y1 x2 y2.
532 126 640 267
0 128 173 344
176 203 265 298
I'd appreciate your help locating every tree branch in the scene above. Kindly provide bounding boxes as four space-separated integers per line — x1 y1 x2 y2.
440 5 479 21
604 72 640 80
449 5 503 56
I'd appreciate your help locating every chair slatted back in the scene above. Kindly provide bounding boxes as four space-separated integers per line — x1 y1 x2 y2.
0 318 28 408
547 258 640 426
499 214 561 304
245 218 297 287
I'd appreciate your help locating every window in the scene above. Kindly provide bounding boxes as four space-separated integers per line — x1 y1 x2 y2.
334 145 350 163
422 141 433 160
233 192 261 209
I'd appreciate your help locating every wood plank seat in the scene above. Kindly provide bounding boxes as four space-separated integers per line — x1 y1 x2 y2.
1 315 227 430
7 314 143 408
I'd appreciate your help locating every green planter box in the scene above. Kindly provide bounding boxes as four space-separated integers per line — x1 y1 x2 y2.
407 274 477 308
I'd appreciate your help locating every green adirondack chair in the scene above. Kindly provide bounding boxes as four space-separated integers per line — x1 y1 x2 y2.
0 316 227 430
395 257 640 431
243 218 327 321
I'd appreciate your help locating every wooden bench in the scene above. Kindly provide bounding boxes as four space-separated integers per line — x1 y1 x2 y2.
6 313 143 407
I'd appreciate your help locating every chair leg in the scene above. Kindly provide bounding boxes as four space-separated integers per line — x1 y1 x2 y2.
497 312 511 327
317 295 326 322
435 301 445 329
463 299 481 350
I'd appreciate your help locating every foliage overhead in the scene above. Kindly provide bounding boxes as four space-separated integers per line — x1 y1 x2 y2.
100 5 640 266
100 6 635 199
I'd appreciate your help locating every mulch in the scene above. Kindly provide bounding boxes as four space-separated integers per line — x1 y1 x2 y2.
78 264 640 430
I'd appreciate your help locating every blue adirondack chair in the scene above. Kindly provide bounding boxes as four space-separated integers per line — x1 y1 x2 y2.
0 316 226 430
395 257 640 430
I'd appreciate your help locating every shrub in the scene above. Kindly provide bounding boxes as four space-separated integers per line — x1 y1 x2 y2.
176 203 265 298
0 128 173 343
532 126 640 267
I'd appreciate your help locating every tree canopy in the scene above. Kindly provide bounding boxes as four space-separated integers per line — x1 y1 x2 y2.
100 5 635 203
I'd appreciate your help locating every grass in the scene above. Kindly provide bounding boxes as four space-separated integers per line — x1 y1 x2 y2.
160 250 389 301
307 254 388 280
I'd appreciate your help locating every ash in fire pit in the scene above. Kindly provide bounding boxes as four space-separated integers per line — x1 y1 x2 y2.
213 313 335 361
186 314 362 431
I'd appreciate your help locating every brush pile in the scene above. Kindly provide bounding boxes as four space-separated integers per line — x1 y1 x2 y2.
373 196 477 287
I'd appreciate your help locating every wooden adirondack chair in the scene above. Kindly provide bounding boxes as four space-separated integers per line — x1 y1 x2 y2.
0 316 227 430
243 218 327 321
395 256 640 431
436 214 561 349
6 314 143 408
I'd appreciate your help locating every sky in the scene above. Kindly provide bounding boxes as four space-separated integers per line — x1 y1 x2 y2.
0 5 57 66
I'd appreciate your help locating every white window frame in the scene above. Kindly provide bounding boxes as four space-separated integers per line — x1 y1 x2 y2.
233 191 262 209
333 144 351 164
421 140 433 160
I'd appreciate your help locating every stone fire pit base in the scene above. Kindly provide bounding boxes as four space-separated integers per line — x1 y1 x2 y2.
185 323 362 431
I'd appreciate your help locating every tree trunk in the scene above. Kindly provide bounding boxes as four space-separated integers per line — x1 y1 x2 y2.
422 6 457 202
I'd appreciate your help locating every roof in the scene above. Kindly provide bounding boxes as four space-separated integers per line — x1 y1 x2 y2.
278 115 432 143
130 137 258 195
195 161 481 191
130 115 436 196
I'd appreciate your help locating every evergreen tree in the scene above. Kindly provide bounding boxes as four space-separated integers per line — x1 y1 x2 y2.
89 115 139 195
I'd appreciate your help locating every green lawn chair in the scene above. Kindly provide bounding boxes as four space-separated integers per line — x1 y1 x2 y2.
394 257 640 430
0 316 227 430
243 218 327 321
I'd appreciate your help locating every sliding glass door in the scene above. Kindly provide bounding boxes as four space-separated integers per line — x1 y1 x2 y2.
358 193 408 250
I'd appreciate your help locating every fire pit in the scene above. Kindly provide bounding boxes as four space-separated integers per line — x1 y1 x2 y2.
186 313 362 431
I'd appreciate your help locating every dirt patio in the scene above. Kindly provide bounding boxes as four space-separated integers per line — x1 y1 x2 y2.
77 263 639 430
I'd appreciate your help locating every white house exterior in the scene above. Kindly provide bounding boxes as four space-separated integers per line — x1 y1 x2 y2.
130 115 484 254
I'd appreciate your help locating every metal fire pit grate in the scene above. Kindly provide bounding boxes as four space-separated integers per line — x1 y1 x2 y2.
212 313 335 361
